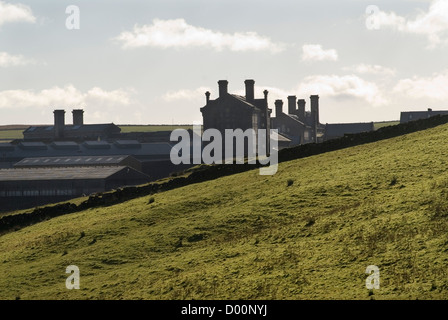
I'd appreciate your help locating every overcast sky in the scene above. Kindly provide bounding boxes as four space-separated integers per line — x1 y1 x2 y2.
1 0 448 125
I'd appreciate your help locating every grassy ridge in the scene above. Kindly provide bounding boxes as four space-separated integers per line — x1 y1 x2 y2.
0 129 23 141
1 124 448 299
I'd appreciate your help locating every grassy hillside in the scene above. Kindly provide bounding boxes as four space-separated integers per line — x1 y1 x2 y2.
0 129 23 141
1 123 448 300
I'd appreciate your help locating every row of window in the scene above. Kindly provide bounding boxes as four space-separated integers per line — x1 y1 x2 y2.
0 189 75 197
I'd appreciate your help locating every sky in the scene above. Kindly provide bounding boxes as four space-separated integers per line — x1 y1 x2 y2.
1 0 448 125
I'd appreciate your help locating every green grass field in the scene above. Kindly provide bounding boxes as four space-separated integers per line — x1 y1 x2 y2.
0 122 399 142
0 125 192 141
1 122 448 300
373 121 400 130
0 129 23 141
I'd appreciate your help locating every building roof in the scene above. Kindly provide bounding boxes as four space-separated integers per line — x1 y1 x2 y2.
284 113 307 126
201 93 266 114
13 155 136 168
274 133 291 142
400 109 448 123
0 166 132 181
325 122 374 137
23 123 120 134
0 141 174 159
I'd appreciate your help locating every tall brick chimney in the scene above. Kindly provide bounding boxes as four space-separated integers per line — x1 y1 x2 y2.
53 109 65 139
205 91 210 104
218 80 228 98
275 100 283 117
297 99 306 122
72 109 84 125
310 95 319 143
287 96 297 115
244 79 255 101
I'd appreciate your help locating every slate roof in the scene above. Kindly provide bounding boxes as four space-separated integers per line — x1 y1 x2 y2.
13 155 135 168
0 166 129 181
0 141 174 159
23 123 120 134
400 110 448 123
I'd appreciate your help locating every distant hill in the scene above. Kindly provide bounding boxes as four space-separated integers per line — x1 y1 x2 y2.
0 120 447 299
0 125 193 142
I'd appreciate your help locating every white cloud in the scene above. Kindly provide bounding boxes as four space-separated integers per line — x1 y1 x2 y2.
0 52 36 67
0 1 35 26
163 86 211 102
0 85 134 110
343 64 396 76
297 74 388 106
373 0 448 48
393 69 448 100
114 18 283 53
301 44 338 61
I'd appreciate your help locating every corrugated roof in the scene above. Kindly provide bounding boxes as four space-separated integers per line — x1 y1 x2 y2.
0 166 127 181
18 142 48 150
114 140 141 148
51 141 79 149
83 141 111 149
14 155 132 168
0 141 174 159
0 143 14 151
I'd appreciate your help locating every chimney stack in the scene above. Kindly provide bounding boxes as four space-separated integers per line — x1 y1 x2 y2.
205 91 210 104
263 89 268 101
72 109 84 125
53 109 65 139
297 99 306 122
275 100 283 117
310 95 319 124
310 95 319 143
287 96 297 115
218 80 228 98
244 79 255 101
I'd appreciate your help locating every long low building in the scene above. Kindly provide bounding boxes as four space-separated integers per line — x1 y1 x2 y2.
400 108 448 123
0 140 192 180
324 122 374 141
13 155 142 172
0 166 150 212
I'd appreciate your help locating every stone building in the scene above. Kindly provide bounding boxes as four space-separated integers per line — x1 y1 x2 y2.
200 79 326 149
400 108 448 123
270 95 323 145
200 80 270 138
324 122 374 141
23 109 121 141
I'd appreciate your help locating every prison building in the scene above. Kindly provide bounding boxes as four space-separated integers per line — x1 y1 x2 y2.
400 108 448 123
324 122 374 141
0 140 192 181
0 166 151 212
23 109 121 141
13 155 142 172
200 79 273 155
